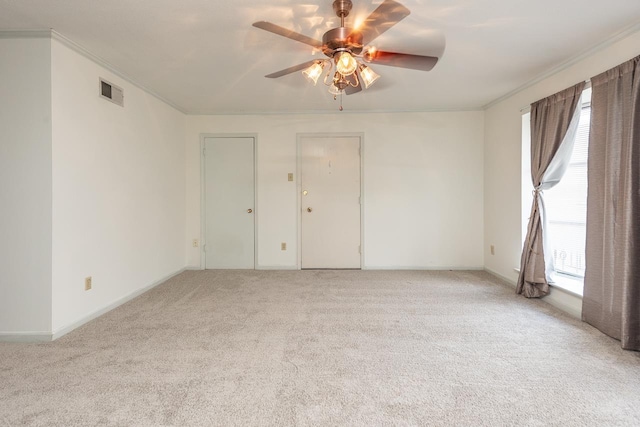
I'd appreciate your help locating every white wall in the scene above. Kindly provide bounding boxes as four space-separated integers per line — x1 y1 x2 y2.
483 28 640 315
0 37 53 335
186 111 485 270
50 39 187 334
10 25 631 335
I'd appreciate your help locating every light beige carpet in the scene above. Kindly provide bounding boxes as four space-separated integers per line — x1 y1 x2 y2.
1 270 639 426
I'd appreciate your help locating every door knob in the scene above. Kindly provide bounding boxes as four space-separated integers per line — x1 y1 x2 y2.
247 209 253 213
307 207 312 212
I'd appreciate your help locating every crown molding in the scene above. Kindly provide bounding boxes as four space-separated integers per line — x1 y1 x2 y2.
0 29 187 114
0 29 52 38
50 30 187 114
483 21 640 110
186 106 484 116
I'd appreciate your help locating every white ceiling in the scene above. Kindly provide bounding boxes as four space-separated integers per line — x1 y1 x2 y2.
1 0 640 114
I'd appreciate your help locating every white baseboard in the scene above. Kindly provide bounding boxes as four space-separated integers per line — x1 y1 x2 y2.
51 267 187 340
544 290 582 319
484 267 582 319
363 266 485 271
186 265 299 271
0 331 52 343
188 265 484 271
0 267 187 343
256 265 298 270
484 267 518 286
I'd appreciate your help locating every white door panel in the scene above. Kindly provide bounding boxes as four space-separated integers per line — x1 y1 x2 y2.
204 137 255 269
300 136 361 269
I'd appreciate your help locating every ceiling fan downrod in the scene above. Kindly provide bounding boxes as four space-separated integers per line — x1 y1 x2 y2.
333 0 353 27
322 0 362 58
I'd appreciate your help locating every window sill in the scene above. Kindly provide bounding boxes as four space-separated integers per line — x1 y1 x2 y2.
513 268 584 297
550 274 584 297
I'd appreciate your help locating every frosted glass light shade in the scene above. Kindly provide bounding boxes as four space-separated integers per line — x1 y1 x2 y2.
328 84 344 95
358 64 380 88
335 52 357 76
302 61 325 85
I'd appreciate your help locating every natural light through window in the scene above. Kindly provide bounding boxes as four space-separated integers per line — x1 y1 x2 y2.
522 87 591 296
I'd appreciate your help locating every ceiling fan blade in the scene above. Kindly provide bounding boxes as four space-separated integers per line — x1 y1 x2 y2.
264 60 319 78
344 71 362 95
252 21 323 49
345 84 362 95
366 50 439 71
353 0 411 45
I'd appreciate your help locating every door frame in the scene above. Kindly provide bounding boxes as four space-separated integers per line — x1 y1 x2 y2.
200 133 258 270
296 132 365 269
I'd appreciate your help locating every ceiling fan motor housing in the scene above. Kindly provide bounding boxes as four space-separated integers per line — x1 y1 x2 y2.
322 27 363 57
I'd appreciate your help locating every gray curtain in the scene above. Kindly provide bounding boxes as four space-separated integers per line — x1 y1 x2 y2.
517 82 586 298
583 55 640 351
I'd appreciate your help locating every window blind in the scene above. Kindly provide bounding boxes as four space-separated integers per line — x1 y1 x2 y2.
544 105 590 277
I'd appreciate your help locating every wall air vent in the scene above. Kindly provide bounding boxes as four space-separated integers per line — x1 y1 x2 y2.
99 78 124 107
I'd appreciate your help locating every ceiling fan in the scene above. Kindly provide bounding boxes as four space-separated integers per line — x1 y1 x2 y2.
252 0 444 107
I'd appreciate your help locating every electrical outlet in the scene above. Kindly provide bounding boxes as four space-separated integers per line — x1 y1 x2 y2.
192 239 199 248
288 173 293 182
85 276 92 291
281 242 287 251
490 245 495 255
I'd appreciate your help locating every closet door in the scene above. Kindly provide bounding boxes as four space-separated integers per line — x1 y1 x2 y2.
204 137 255 269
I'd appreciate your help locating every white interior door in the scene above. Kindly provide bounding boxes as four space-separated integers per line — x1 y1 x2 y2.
204 137 255 269
300 135 361 269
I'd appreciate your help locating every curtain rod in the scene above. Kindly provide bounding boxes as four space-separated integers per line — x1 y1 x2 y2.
519 79 591 113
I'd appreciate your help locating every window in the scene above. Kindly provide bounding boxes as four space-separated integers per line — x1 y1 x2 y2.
522 87 591 295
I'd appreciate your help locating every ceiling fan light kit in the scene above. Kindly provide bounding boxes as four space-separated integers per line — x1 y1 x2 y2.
253 0 443 110
302 61 326 85
328 82 344 96
358 63 380 89
335 51 358 76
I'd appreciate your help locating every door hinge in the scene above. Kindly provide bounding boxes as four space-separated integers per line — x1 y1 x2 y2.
358 147 361 156
358 196 362 204
203 244 207 253
202 147 206 156
358 245 361 254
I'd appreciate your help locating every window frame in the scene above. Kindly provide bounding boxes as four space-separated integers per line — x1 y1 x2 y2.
520 86 591 297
